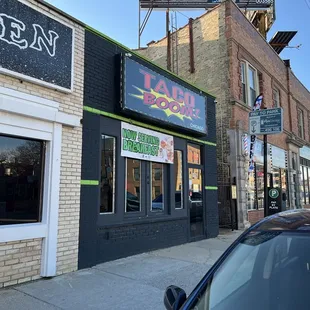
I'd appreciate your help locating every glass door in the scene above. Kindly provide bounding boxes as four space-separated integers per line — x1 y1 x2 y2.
188 143 204 239
189 168 203 238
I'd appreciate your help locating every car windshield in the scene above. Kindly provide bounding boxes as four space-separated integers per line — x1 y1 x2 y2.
190 230 310 310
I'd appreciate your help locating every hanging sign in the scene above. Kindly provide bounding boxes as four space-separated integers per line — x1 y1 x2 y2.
0 0 74 92
249 108 283 135
248 94 263 172
121 122 174 164
121 56 207 135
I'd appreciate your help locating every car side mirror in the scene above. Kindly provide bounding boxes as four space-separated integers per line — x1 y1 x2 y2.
164 285 187 310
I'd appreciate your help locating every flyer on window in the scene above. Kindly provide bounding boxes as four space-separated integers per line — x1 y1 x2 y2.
121 122 174 164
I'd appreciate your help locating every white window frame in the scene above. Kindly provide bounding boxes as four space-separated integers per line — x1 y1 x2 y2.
272 88 280 108
240 61 259 107
0 86 80 277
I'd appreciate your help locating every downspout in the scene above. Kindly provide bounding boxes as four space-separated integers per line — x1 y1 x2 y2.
166 9 171 71
285 59 293 132
189 18 195 73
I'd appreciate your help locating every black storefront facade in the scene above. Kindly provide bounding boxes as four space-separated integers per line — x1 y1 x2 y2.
79 28 218 268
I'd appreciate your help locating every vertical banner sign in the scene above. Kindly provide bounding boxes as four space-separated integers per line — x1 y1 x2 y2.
121 122 174 164
249 94 263 172
0 0 74 92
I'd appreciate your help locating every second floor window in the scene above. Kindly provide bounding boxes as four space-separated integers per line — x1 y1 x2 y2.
240 61 259 107
297 108 305 139
272 88 280 108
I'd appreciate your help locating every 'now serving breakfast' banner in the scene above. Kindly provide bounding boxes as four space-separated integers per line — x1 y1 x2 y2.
121 122 174 164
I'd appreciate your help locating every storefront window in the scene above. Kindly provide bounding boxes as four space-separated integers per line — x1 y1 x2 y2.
304 167 310 204
273 168 281 188
256 164 264 209
247 145 289 211
151 163 164 212
300 165 310 205
126 159 141 213
188 144 201 165
280 169 289 210
0 135 44 225
174 151 183 209
154 168 161 181
100 135 115 214
247 170 256 210
300 167 305 204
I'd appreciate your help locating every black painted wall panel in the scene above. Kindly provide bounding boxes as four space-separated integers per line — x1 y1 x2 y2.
79 29 219 268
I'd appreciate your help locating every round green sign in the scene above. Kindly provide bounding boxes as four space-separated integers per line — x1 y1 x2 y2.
269 189 279 199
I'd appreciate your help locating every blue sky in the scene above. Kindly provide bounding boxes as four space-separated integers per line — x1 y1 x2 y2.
47 0 310 90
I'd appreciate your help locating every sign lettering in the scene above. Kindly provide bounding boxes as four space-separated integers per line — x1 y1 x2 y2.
267 187 282 216
122 56 207 135
121 122 174 164
0 0 73 91
249 108 283 135
0 14 59 56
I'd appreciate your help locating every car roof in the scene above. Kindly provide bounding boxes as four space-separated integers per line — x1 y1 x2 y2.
252 209 310 232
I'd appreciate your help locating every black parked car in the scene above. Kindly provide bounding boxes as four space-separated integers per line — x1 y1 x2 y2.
164 209 310 310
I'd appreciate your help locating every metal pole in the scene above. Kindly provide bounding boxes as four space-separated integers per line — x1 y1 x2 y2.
138 2 141 48
166 9 171 71
264 134 268 217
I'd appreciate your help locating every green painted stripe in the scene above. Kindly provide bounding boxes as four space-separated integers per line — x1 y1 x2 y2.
85 25 216 99
81 180 99 186
205 186 218 190
83 106 216 147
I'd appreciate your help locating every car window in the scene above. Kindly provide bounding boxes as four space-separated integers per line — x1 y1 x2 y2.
189 231 310 310
210 246 259 307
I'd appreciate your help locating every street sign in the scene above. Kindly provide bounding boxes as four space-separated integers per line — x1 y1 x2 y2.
249 108 283 135
267 187 282 216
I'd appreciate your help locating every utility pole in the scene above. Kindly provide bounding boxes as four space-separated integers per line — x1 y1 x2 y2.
264 133 268 217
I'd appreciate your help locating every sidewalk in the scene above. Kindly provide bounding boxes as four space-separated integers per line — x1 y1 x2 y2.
0 229 242 310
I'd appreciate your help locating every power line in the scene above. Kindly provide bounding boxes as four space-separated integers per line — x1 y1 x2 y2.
304 0 310 10
175 10 191 19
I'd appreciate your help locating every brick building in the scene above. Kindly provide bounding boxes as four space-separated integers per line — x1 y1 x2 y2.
0 0 83 287
137 0 310 228
0 0 219 286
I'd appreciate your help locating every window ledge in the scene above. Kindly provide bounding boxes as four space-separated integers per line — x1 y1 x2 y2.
0 223 47 243
231 99 252 111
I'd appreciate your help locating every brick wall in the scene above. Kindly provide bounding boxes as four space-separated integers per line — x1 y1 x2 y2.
138 5 231 184
227 1 310 142
289 71 310 143
0 239 42 288
97 219 188 264
248 209 264 226
137 1 310 228
0 0 84 287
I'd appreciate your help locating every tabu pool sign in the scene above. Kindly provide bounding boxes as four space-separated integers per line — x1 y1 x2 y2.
121 122 174 164
121 56 207 135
